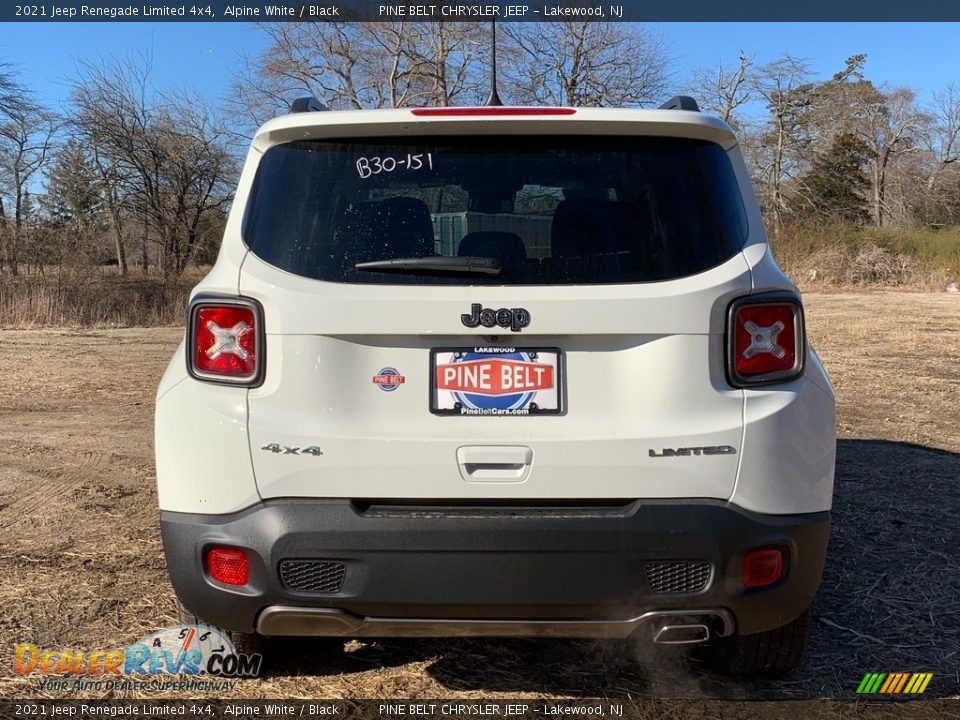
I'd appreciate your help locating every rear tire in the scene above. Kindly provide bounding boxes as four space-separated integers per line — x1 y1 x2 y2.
175 597 266 675
709 608 811 677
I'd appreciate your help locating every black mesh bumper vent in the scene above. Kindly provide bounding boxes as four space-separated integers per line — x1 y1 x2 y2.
645 560 712 594
279 560 346 594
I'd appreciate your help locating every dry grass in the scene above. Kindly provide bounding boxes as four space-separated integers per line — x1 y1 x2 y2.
773 224 960 290
0 294 957 712
0 268 200 328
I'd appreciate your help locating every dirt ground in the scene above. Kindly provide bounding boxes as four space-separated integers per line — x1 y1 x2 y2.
0 292 958 712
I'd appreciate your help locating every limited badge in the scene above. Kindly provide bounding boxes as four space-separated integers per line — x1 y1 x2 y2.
373 367 406 392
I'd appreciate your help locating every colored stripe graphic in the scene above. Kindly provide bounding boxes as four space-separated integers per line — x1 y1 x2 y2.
879 673 897 693
904 674 920 693
891 673 907 693
857 672 882 694
857 672 932 694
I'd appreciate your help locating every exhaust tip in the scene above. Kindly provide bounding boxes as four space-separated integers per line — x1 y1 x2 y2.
653 623 710 645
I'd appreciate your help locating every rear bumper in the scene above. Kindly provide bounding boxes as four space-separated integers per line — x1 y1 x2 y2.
160 499 829 638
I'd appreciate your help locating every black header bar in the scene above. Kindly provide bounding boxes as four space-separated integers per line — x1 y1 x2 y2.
4 1 960 22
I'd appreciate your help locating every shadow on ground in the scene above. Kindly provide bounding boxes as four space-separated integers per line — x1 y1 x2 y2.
264 439 960 699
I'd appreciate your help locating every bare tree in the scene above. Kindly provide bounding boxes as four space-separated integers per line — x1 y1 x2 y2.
751 55 813 236
71 53 235 278
857 87 928 226
502 22 670 107
687 52 753 128
0 90 59 275
233 22 487 128
0 61 16 243
0 61 17 108
403 22 485 107
925 83 960 192
155 95 236 275
70 54 155 275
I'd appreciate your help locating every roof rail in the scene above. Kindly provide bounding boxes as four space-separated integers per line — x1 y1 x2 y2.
658 96 699 112
290 97 329 113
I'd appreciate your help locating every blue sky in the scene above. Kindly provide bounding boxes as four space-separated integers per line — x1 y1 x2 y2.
1 22 957 118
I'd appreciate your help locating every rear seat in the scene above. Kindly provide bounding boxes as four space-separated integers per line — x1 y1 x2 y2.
548 198 649 282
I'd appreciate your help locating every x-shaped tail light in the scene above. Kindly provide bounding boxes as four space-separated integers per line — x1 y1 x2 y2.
742 319 786 360
206 320 252 361
728 296 804 386
188 298 263 385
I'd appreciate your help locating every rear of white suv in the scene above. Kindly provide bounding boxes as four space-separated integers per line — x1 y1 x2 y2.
156 100 835 676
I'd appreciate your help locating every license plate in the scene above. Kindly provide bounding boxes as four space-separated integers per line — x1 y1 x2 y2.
430 347 564 416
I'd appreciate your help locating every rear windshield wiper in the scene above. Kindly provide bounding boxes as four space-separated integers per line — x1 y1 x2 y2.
355 256 502 276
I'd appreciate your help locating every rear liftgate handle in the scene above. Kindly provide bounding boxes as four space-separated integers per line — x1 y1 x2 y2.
456 446 533 482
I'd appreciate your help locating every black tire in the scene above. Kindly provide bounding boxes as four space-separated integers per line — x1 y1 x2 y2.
175 597 266 675
709 608 811 677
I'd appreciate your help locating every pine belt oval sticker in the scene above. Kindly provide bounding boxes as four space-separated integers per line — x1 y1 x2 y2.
373 367 405 391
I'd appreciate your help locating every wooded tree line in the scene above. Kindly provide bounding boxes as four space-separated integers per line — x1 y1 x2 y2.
0 55 236 279
697 53 960 234
1 22 959 280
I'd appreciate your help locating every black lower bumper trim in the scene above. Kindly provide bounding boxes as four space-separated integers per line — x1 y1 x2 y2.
160 499 830 637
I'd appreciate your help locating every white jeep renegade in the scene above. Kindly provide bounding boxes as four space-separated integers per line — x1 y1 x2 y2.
155 97 836 676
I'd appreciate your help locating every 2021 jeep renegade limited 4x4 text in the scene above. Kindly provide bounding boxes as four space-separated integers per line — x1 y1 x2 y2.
156 97 836 676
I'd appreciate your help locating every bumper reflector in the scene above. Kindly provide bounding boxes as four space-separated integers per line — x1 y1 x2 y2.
206 547 249 586
742 548 784 588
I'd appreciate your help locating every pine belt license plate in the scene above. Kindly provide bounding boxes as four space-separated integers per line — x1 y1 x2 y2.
430 347 564 416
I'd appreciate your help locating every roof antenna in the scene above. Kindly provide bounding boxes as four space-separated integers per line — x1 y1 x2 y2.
485 19 504 106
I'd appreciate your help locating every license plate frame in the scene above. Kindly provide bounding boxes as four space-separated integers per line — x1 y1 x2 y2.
430 347 564 416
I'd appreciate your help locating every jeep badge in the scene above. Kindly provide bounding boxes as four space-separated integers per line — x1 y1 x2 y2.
461 304 531 332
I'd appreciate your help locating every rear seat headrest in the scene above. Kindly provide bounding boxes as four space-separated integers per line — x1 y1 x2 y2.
551 198 635 259
458 231 528 281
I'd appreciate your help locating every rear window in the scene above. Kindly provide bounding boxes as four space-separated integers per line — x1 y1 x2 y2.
244 135 748 285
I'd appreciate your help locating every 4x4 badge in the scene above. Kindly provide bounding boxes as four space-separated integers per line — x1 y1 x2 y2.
461 304 531 332
261 444 323 456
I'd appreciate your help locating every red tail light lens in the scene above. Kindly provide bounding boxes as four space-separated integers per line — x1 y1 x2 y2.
727 295 804 386
205 547 249 586
742 548 784 588
188 298 262 385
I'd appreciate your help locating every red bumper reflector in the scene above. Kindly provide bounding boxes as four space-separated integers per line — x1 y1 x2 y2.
742 548 784 588
410 107 576 117
206 547 249 586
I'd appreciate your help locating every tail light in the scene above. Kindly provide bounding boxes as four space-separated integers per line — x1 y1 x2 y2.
727 293 805 387
205 547 249 586
187 296 264 386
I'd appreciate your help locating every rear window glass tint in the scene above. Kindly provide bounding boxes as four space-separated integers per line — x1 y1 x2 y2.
244 135 747 285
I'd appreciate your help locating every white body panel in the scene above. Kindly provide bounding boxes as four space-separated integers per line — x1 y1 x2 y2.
155 107 835 516
244 333 743 500
734 376 836 514
155 344 260 514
